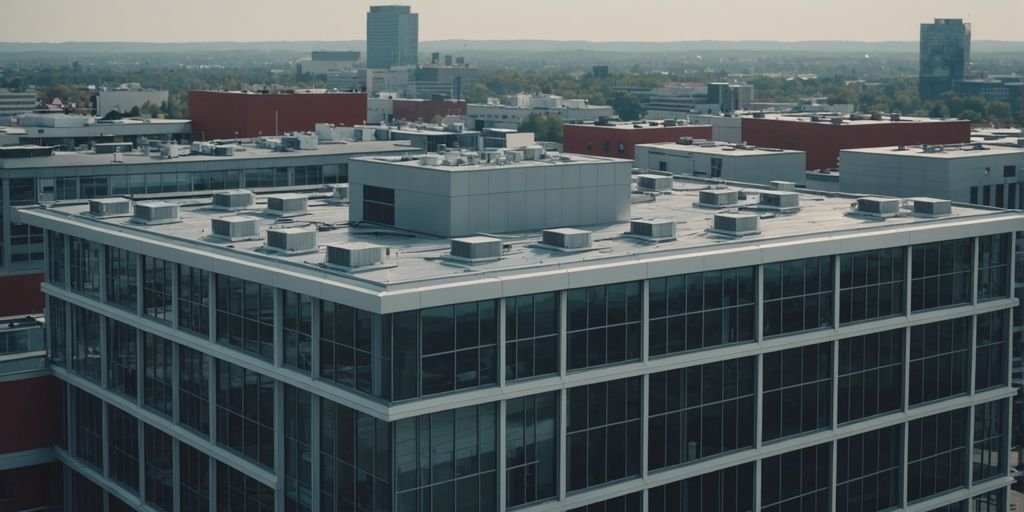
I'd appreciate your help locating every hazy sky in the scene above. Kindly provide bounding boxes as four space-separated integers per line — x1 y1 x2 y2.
1 0 1021 43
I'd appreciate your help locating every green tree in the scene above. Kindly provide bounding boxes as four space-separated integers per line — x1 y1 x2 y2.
609 93 645 121
957 109 982 123
519 113 564 143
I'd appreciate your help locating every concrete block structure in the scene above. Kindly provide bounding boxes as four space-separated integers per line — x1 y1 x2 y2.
635 140 807 186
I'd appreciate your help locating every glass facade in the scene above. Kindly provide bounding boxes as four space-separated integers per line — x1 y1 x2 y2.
216 275 275 361
106 246 138 311
907 408 969 503
143 256 174 322
180 345 210 435
763 256 833 336
567 492 643 512
972 399 1007 483
504 292 559 382
567 282 641 370
975 310 1009 391
648 463 754 512
180 442 210 512
909 317 971 406
649 267 756 356
838 329 904 424
284 386 312 512
836 425 901 512
74 388 104 469
911 238 972 311
506 392 558 508
70 304 101 383
760 443 831 512
145 425 174 511
107 318 138 399
421 300 498 396
320 398 392 512
977 233 1011 301
320 299 381 397
107 405 140 492
69 236 101 297
216 360 276 468
567 377 642 491
839 247 905 323
282 291 312 373
179 264 211 337
143 333 174 417
217 461 275 512
762 343 832 441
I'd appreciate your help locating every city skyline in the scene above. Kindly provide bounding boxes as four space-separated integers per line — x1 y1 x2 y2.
0 0 1022 43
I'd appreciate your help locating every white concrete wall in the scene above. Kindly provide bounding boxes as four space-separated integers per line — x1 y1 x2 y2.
635 146 807 186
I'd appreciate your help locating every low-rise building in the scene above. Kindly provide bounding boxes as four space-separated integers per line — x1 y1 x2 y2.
467 94 614 130
563 120 712 159
635 139 806 185
0 88 37 119
13 113 190 150
297 50 362 75
93 84 169 117
188 90 367 139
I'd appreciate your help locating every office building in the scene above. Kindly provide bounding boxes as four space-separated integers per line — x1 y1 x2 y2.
368 96 468 124
25 141 1020 510
467 95 614 131
920 18 971 100
955 78 1024 120
187 90 367 140
563 120 712 159
94 85 169 117
366 5 419 69
297 51 362 75
412 65 480 100
635 139 807 186
13 113 191 150
0 88 38 119
707 83 755 113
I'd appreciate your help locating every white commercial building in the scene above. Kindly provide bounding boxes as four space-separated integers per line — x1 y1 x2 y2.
467 94 614 130
635 140 807 186
13 113 190 149
0 89 37 119
94 86 169 116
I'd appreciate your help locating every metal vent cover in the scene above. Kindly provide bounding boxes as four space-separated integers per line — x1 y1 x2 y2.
265 227 317 253
450 237 503 262
212 190 254 211
629 219 677 240
265 194 309 216
541 228 592 250
326 242 386 268
211 216 259 241
855 197 900 217
698 189 739 207
636 174 673 192
770 181 796 192
758 191 800 210
911 197 952 216
89 198 132 217
132 201 180 225
710 212 761 237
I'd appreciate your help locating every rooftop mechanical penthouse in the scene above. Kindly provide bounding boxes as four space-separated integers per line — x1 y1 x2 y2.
22 150 1022 511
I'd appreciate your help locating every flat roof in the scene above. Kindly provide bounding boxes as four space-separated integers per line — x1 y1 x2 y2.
841 144 1024 159
353 152 626 172
0 140 417 170
637 141 803 156
567 121 711 131
741 113 965 126
23 176 1021 294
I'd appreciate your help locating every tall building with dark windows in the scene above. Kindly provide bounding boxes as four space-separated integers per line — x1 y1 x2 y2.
25 147 1020 511
920 18 972 100
366 5 419 70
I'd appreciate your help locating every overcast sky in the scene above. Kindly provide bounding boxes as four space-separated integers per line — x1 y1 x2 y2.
1 0 1021 43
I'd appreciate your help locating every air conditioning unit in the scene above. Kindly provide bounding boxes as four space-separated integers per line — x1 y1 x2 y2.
328 184 349 204
636 174 673 193
709 212 761 237
853 197 901 218
325 242 386 268
449 236 503 262
911 197 952 216
630 219 676 240
265 227 317 254
211 216 259 241
758 191 800 211
697 189 739 208
770 181 796 192
89 198 132 217
541 228 592 251
264 194 308 216
211 190 254 211
132 201 180 225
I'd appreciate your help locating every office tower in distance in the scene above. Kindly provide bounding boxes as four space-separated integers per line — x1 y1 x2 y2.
920 18 971 100
366 5 419 69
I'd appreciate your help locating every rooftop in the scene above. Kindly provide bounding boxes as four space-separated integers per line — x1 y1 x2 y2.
23 175 1019 293
567 120 709 131
638 140 803 156
741 112 966 126
354 150 617 172
841 143 1024 159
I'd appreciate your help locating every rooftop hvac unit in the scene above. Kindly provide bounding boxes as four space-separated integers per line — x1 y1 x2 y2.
522 146 544 160
677 137 694 145
213 145 235 157
752 112 766 119
709 212 761 237
889 113 901 122
830 117 844 125
758 191 800 211
630 219 677 240
132 201 180 225
264 194 308 216
770 181 796 192
636 174 673 193
910 197 952 217
329 184 349 203
854 197 901 218
211 216 259 241
541 228 592 251
419 154 444 166
94 142 133 154
265 227 318 254
89 198 132 217
211 190 254 211
698 189 739 208
449 236 503 262
326 242 386 268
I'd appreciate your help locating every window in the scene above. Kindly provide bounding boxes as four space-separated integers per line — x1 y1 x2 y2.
79 176 108 198
567 282 641 370
763 256 833 336
363 185 395 225
320 300 383 397
1003 164 1016 178
836 425 901 512
8 222 44 261
907 408 968 502
839 247 905 324
996 184 1005 208
983 185 991 205
70 471 104 511
74 388 104 469
648 357 756 470
143 256 173 322
216 275 275 361
505 292 558 382
711 157 723 178
179 265 210 337
107 406 139 492
216 360 275 468
70 304 101 383
8 178 35 204
293 165 324 186
978 233 1011 301
970 186 978 205
420 300 498 396
106 246 138 311
977 309 1010 392
1009 183 1018 209
568 492 643 512
762 343 832 441
48 297 68 368
69 236 102 297
283 291 312 373
838 329 903 424
217 462 275 512
181 442 210 512
284 386 312 512
973 489 1007 512
55 177 77 200
320 398 392 512
911 238 972 311
648 463 755 512
659 161 668 172
649 267 756 357
107 319 138 399
909 316 970 405
973 399 1007 483
48 231 66 285
506 392 558 508
145 425 173 511
180 346 210 435
760 443 830 512
617 143 625 154
394 403 498 512
567 377 642 491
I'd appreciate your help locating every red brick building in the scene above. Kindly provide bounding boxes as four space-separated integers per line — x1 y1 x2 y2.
563 121 713 159
740 114 971 170
188 90 367 140
392 99 467 122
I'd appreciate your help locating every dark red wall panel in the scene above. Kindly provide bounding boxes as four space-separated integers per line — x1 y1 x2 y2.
0 273 44 316
189 91 368 140
563 125 713 159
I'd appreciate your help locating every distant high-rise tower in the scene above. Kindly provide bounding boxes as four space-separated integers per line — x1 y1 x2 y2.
919 18 971 100
366 5 419 69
